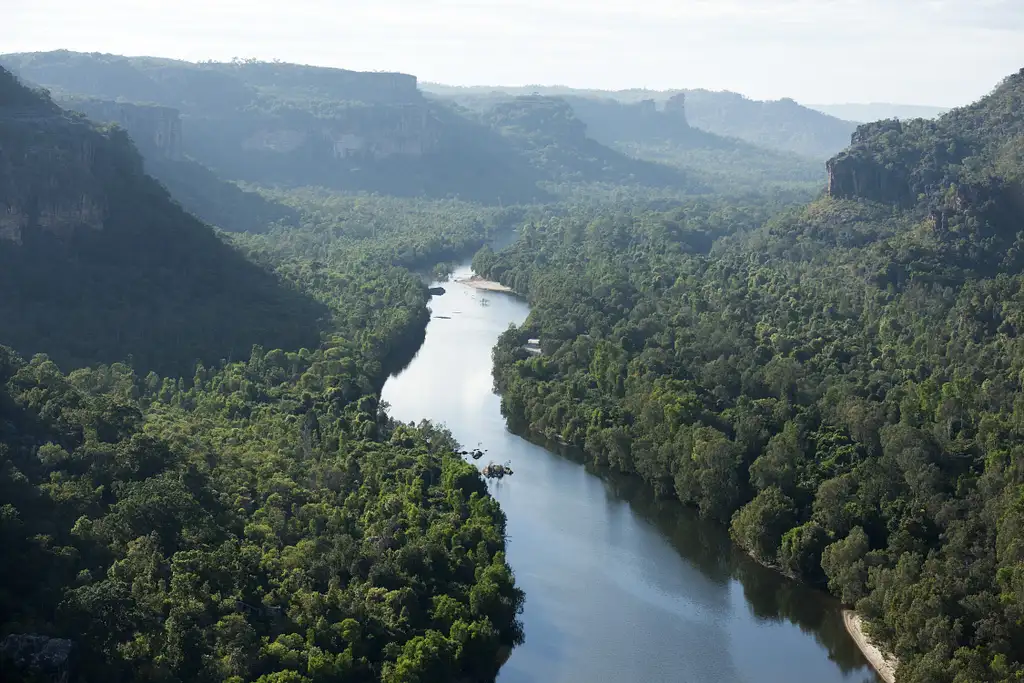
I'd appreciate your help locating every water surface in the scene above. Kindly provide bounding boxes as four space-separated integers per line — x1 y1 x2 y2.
382 267 880 683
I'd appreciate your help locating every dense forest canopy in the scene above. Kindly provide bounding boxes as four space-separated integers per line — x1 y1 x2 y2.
4 40 1024 683
0 68 525 682
472 68 1024 683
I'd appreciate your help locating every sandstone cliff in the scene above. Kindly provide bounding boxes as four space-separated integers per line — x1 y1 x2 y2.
62 97 183 160
0 69 142 244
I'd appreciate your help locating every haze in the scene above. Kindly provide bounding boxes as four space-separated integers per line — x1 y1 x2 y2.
6 0 1024 108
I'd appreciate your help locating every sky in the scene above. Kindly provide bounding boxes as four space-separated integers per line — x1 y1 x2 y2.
4 0 1023 107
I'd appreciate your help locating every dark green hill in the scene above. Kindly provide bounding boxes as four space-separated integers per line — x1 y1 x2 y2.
0 67 324 374
60 96 299 233
825 68 1024 276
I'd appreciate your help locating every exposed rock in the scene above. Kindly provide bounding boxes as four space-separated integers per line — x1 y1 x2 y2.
0 207 27 244
62 97 183 160
482 461 514 479
37 195 105 236
664 92 688 121
0 633 75 683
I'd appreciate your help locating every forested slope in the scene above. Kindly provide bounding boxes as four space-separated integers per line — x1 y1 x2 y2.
0 67 323 375
474 69 1024 683
0 68 524 683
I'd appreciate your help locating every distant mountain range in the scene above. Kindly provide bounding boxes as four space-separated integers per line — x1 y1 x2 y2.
807 102 950 123
425 83 857 160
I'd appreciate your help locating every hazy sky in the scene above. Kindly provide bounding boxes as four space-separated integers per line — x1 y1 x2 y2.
5 0 1023 106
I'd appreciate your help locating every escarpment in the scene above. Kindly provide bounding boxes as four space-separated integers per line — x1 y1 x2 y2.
63 97 183 160
0 69 142 244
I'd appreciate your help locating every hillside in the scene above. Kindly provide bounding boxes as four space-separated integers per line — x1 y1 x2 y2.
61 97 299 232
2 51 708 202
556 95 824 190
470 67 1024 683
0 64 526 683
475 96 700 192
808 103 950 123
0 67 324 373
424 83 856 160
825 68 1024 277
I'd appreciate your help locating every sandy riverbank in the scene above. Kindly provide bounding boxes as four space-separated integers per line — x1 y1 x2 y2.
455 275 513 293
843 610 897 683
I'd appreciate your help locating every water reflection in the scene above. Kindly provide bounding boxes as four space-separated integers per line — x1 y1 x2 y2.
382 267 880 683
524 430 877 679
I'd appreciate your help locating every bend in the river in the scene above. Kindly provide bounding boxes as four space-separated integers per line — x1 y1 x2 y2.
382 265 881 683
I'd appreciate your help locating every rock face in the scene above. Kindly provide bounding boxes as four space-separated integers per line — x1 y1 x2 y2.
239 104 441 161
62 97 183 160
664 93 688 119
0 69 137 243
0 634 75 683
1 52 441 179
825 119 917 206
826 153 911 205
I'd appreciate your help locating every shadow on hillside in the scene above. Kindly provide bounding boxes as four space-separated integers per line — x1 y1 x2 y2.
0 174 327 377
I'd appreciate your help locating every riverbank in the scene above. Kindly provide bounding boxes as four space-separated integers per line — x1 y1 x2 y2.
384 264 881 683
455 274 513 292
843 610 897 683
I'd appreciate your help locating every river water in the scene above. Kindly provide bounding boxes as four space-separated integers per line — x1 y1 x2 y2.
382 267 880 683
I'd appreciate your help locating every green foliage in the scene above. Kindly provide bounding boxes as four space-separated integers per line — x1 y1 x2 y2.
730 487 796 563
0 346 523 682
473 89 1024 679
0 69 324 375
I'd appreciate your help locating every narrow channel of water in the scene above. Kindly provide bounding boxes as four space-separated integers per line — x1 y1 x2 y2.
381 266 880 683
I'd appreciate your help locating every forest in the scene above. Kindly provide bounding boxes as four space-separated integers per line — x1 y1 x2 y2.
3 44 1024 683
474 69 1024 683
1 69 524 682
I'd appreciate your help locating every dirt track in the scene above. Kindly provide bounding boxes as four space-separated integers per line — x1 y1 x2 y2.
843 610 897 683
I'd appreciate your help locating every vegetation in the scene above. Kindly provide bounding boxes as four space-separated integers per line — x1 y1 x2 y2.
473 69 1024 683
1 68 523 682
6 42 1024 683
0 68 324 375
424 83 857 159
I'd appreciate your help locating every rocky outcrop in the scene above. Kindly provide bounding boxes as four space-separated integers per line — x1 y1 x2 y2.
826 153 913 205
826 120 916 205
665 93 688 121
239 104 440 161
324 106 440 159
0 634 75 683
0 68 135 243
63 98 183 159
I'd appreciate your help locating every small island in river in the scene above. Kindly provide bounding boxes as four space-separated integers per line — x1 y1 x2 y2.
455 274 513 293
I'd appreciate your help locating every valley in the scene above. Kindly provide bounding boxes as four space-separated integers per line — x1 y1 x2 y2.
2 42 1024 683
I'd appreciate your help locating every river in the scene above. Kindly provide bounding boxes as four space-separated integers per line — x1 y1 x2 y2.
381 266 881 683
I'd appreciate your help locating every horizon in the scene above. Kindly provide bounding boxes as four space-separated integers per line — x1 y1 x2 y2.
0 48 974 111
6 0 1023 108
